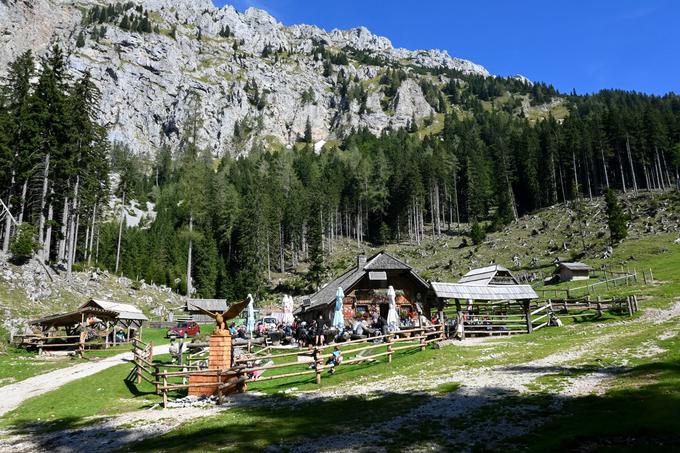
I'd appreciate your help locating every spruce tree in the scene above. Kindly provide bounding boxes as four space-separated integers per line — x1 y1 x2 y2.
604 189 628 243
304 117 312 144
76 31 86 48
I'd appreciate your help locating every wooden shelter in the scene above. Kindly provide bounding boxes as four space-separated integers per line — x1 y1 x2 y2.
431 265 540 337
79 299 148 341
186 299 229 323
296 252 431 325
28 306 120 352
555 262 592 282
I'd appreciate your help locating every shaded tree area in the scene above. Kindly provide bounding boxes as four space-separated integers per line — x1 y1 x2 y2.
2 46 680 300
0 46 109 277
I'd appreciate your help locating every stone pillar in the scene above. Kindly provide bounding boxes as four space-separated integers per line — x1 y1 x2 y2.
189 332 234 397
208 333 232 370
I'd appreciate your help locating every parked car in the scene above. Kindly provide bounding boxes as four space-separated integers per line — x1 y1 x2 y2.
167 321 200 338
259 317 278 330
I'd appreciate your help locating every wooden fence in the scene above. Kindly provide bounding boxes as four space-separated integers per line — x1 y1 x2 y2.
132 325 445 408
547 295 640 319
443 294 639 339
536 271 640 299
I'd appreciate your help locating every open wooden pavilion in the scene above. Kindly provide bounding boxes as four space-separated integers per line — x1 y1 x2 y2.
28 306 120 353
79 299 149 342
431 265 542 337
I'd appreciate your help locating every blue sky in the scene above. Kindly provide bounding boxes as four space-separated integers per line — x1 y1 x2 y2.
214 0 678 95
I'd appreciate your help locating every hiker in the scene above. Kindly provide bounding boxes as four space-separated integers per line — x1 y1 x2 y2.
326 346 343 374
315 316 326 346
169 338 180 363
229 322 237 336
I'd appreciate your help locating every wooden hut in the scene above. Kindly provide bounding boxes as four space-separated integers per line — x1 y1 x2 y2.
555 262 592 282
296 252 431 325
186 299 228 323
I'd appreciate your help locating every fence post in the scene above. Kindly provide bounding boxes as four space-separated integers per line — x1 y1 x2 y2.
162 374 168 408
387 334 394 363
154 365 160 394
626 296 634 316
216 370 223 405
597 296 603 317
523 300 533 334
314 347 322 385
633 295 639 313
649 268 654 283
419 331 426 351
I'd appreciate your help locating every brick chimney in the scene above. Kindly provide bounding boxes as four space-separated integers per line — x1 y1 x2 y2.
357 254 367 269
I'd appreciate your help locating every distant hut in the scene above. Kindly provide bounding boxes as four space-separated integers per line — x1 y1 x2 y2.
186 299 228 323
458 264 521 285
555 262 592 282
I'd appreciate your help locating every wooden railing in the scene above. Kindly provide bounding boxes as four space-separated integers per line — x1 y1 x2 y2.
147 325 445 407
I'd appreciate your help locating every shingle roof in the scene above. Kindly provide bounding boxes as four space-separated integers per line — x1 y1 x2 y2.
31 307 120 327
186 299 228 312
364 253 411 271
431 282 538 301
299 252 427 312
80 299 148 321
458 265 519 285
558 262 593 271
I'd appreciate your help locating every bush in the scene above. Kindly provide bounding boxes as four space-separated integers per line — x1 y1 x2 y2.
9 224 40 263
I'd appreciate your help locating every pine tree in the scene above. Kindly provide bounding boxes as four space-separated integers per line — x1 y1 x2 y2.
119 15 129 31
76 31 86 48
306 197 325 291
304 117 313 144
604 189 628 243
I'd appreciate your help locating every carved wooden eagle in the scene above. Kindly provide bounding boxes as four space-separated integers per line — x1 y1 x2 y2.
191 299 250 331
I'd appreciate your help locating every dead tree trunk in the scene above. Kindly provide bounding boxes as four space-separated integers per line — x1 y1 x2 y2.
115 192 126 274
186 212 193 297
626 135 638 193
38 153 51 261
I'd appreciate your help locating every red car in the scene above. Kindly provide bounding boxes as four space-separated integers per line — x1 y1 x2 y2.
167 321 200 338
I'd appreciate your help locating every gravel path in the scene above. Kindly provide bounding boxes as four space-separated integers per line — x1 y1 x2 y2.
0 344 170 417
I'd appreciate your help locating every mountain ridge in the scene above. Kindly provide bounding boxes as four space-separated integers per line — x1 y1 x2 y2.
0 0 494 156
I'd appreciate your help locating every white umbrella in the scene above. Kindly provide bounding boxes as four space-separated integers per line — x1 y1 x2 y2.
282 295 294 324
386 285 400 329
246 293 255 333
332 287 345 329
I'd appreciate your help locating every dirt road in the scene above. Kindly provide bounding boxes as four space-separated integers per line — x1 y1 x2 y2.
0 344 170 417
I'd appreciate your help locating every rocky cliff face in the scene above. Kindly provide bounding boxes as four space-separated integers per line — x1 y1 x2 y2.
0 0 490 156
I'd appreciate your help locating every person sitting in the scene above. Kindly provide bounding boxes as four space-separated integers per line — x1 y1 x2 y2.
353 319 365 336
297 322 308 347
229 322 237 336
326 346 343 374
237 325 247 340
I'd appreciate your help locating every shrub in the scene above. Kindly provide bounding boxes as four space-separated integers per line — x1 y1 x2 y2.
10 224 40 263
469 219 486 245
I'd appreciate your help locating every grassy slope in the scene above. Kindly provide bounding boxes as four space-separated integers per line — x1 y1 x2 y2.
2 192 680 450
